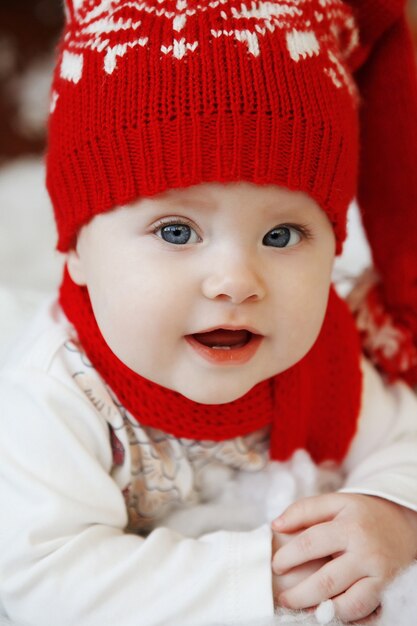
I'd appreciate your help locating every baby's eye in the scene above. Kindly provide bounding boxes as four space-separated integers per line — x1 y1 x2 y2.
155 222 200 245
262 225 302 248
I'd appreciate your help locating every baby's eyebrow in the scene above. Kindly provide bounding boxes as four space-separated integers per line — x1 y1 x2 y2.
161 196 216 209
260 203 311 218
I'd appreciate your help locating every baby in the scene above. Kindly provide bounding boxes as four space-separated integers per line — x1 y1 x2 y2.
1 1 417 625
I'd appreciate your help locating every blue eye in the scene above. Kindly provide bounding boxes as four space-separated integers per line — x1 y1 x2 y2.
156 222 200 245
263 226 301 248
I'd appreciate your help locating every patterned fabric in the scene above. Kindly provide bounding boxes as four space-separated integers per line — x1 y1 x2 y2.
60 0 359 81
347 269 417 385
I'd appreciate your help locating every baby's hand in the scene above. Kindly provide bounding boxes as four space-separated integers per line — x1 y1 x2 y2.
271 493 417 623
272 528 329 608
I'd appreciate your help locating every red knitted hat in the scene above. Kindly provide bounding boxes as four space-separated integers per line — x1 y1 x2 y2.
46 0 365 255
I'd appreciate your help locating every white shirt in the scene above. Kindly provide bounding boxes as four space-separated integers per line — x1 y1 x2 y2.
1 298 417 626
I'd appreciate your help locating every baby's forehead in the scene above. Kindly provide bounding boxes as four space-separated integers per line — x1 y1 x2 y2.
132 181 318 212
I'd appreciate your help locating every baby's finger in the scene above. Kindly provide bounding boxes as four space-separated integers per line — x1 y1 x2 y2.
332 577 381 623
272 557 330 595
278 554 363 610
272 521 346 574
273 494 346 532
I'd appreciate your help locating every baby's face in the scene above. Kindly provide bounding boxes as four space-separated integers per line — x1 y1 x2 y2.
68 181 335 404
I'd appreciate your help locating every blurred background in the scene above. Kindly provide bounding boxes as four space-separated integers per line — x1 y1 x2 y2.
0 1 415 358
0 0 63 165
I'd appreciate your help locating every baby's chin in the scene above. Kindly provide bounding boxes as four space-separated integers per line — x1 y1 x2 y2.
172 376 270 405
179 389 249 405
156 361 298 405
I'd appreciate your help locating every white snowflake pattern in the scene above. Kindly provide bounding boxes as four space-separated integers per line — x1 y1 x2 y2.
347 268 417 374
58 0 359 93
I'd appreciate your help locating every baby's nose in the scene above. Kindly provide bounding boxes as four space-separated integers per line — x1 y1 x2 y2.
201 258 266 304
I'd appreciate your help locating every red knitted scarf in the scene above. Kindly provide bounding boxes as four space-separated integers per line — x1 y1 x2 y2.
60 268 362 463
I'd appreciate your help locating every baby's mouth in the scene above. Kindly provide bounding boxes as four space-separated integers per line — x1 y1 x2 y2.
185 328 264 365
192 328 253 350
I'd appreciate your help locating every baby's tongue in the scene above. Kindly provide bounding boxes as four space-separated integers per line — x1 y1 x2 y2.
193 329 250 348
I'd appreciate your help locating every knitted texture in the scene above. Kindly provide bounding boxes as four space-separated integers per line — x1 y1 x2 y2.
60 268 362 463
46 0 363 255
347 268 417 384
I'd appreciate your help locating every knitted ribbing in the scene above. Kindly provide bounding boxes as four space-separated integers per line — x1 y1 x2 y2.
60 269 362 463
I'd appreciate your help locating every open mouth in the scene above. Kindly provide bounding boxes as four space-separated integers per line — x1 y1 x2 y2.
185 328 263 364
193 328 253 350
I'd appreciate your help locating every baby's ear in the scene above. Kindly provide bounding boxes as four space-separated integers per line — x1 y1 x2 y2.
66 246 87 286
